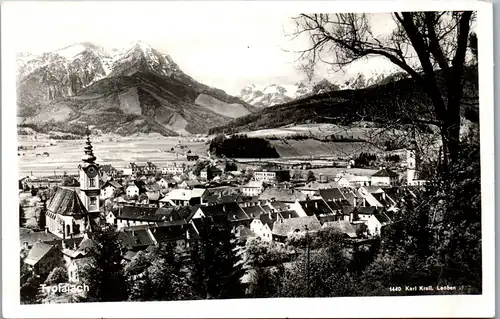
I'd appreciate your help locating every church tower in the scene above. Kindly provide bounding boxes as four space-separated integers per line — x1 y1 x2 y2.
406 140 418 185
78 128 100 214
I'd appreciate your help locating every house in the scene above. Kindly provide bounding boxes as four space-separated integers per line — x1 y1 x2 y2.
127 162 143 175
162 164 185 175
118 226 156 251
100 164 120 181
24 242 62 277
100 180 123 200
193 203 251 228
44 187 100 238
234 225 258 241
253 169 290 183
357 188 384 208
67 257 93 283
20 229 58 250
258 187 307 204
243 205 266 219
200 166 223 180
298 199 338 224
371 168 399 187
146 191 161 206
59 233 94 267
250 211 285 242
204 193 240 206
272 215 322 243
322 220 357 238
106 210 118 226
236 195 260 208
126 180 147 198
240 181 264 197
179 179 202 189
318 188 346 202
157 177 175 190
144 162 158 174
160 188 207 207
298 181 341 197
356 206 379 221
116 206 165 230
367 211 392 236
337 174 372 187
149 224 192 250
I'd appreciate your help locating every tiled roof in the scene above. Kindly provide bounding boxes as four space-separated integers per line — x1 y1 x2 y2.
269 201 288 212
155 206 193 224
361 186 385 194
280 210 300 219
272 215 322 237
205 194 239 205
20 231 58 247
118 229 154 248
319 188 345 201
123 250 137 261
357 206 378 215
118 206 165 222
149 225 187 243
372 168 399 177
322 220 357 238
199 203 250 222
243 205 266 219
373 212 391 224
46 187 88 216
24 242 55 266
162 188 206 201
300 181 340 190
146 191 161 201
259 188 307 202
259 212 282 229
72 257 93 268
299 199 335 217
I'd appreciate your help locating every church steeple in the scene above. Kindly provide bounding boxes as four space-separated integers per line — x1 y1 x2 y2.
82 126 96 163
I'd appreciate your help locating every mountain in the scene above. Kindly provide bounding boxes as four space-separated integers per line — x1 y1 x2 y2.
238 72 407 108
17 41 255 136
210 67 479 135
238 82 312 108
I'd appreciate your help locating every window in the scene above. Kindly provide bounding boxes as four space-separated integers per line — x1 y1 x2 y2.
90 197 97 206
89 178 95 187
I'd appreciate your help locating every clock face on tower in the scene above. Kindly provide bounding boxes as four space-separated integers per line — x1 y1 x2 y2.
86 166 98 178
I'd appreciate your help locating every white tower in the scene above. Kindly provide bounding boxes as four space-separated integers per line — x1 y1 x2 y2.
78 128 100 214
406 140 418 185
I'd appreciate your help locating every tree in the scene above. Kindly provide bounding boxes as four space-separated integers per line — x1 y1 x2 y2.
138 193 149 203
188 219 245 299
78 227 128 302
44 267 68 285
290 12 476 168
19 203 27 227
306 170 316 183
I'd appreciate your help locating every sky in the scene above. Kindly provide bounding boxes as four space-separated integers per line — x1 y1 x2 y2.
7 2 403 95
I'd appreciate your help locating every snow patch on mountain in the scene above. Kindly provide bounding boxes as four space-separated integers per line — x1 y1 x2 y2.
239 82 312 108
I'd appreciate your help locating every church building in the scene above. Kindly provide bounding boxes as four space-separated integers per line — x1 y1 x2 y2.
45 130 101 238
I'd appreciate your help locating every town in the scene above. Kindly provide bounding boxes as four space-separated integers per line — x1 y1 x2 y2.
19 128 433 303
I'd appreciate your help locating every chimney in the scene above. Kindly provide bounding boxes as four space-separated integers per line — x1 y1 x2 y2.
233 214 237 220
23 241 29 250
73 242 77 250
62 240 66 250
222 205 226 212
315 202 318 209
349 212 354 222
353 197 357 207
44 226 49 233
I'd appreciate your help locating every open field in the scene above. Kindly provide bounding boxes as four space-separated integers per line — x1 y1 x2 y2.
18 135 210 177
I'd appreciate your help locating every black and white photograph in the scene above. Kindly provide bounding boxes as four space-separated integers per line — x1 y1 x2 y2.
2 1 494 317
